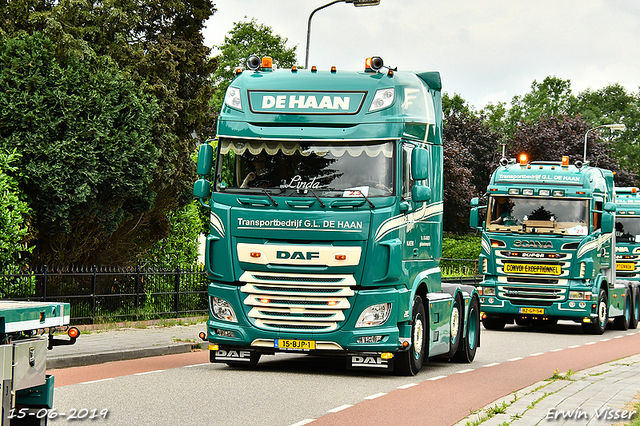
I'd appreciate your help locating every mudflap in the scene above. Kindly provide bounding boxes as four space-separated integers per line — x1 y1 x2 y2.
346 353 393 371
210 348 260 364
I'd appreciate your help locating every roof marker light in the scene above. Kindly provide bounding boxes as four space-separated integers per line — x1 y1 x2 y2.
562 156 569 166
519 153 528 166
331 66 337 73
291 65 298 72
311 66 317 72
261 56 273 70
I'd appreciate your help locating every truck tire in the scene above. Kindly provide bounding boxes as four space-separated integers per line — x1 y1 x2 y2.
451 296 480 363
613 287 631 330
631 287 639 330
482 317 506 330
396 296 427 376
445 295 463 358
583 288 608 334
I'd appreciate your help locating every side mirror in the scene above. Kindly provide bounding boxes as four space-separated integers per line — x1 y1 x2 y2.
193 178 211 203
469 207 480 230
411 147 429 181
470 197 480 207
604 202 616 213
412 185 431 202
601 212 614 234
197 143 214 176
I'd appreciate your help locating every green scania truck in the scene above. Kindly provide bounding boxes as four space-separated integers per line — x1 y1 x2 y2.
194 56 480 375
470 155 637 334
614 187 640 329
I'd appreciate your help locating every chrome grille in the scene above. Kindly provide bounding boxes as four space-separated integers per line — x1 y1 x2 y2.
240 271 355 332
498 285 566 301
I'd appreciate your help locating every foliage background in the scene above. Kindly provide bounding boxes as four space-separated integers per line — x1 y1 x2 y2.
1 8 639 268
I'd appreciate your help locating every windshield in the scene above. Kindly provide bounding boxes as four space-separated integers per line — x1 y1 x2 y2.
215 139 395 197
616 216 640 243
486 196 589 236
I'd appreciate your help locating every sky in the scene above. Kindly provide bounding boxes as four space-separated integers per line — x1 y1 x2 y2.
202 0 640 110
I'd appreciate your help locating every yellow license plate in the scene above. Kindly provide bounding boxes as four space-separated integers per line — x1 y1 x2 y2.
275 339 316 351
616 262 635 271
504 263 561 275
519 308 545 315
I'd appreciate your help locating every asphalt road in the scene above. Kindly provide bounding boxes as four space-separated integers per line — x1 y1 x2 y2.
48 322 640 426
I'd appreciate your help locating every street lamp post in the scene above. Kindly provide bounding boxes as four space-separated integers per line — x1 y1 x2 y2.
304 0 381 70
583 123 626 162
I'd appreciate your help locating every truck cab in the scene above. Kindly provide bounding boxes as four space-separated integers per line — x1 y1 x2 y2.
470 155 635 334
614 187 640 329
195 56 480 375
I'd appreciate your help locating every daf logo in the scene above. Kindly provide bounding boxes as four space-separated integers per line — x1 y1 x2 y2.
513 240 553 249
276 251 320 260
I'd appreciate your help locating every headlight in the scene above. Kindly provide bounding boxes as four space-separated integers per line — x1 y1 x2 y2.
355 303 392 327
369 88 394 112
569 291 592 301
211 297 238 322
224 86 242 110
481 287 496 296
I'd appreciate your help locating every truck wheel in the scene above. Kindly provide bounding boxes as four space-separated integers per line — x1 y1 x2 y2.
613 287 631 330
445 295 463 358
482 317 506 330
630 287 639 330
396 296 427 376
583 288 608 335
451 296 480 363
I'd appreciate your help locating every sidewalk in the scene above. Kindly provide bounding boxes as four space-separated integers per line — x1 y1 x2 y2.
46 318 208 369
454 353 640 426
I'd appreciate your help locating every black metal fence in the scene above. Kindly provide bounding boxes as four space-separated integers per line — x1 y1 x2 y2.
0 262 480 325
0 265 208 324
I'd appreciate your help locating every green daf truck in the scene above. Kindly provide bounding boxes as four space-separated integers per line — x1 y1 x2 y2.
614 187 640 329
470 155 636 334
1 300 79 425
194 56 480 375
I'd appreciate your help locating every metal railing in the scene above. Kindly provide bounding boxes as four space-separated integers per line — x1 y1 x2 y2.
0 265 208 324
0 261 480 324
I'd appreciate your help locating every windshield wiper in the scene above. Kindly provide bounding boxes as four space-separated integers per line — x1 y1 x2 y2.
262 189 278 206
355 190 375 208
308 188 326 208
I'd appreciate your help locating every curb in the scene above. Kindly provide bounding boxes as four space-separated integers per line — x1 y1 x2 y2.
47 342 200 370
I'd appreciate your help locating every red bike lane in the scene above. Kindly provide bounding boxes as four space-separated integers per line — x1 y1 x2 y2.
309 332 640 426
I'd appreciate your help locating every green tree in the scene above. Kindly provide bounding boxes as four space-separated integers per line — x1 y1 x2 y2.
211 19 297 114
1 0 217 265
509 114 636 186
509 76 576 127
571 84 640 178
142 201 203 268
0 149 33 269
444 106 503 196
0 32 159 264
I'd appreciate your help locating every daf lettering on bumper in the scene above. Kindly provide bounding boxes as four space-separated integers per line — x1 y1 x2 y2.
350 355 389 369
214 350 252 362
